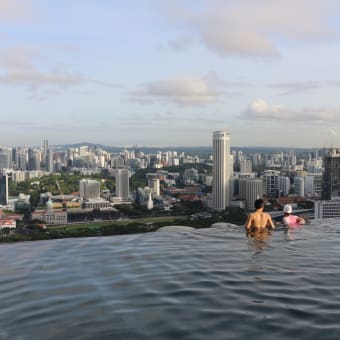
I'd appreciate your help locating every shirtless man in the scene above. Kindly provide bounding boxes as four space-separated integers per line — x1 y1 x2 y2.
245 199 275 230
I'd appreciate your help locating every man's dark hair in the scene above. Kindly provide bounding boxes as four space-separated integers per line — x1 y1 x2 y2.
254 199 264 210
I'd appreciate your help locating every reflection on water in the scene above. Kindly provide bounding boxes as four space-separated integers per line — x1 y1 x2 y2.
1 220 340 339
285 224 305 241
247 228 273 252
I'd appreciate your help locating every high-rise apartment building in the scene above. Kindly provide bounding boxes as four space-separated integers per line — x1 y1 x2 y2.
240 159 252 173
115 169 130 201
212 131 233 210
263 170 280 198
279 176 290 196
322 149 340 200
305 173 322 197
245 179 264 210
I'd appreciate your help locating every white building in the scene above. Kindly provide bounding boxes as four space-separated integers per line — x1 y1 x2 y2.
149 178 160 197
146 192 153 210
245 179 264 210
212 131 233 210
79 179 100 199
32 210 67 225
279 176 290 196
305 173 322 197
240 159 252 173
314 200 340 219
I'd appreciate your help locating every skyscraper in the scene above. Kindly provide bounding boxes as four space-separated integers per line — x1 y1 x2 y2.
115 169 130 201
43 139 48 157
0 174 9 205
0 149 10 170
294 176 305 197
46 148 54 173
321 149 340 200
149 178 160 197
263 170 280 198
212 131 233 210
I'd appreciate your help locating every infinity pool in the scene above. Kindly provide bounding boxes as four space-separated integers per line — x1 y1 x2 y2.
1 220 340 339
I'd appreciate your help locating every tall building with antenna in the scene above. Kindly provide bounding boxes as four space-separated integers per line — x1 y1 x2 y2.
212 131 233 210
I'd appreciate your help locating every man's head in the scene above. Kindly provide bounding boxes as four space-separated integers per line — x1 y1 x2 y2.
254 199 264 210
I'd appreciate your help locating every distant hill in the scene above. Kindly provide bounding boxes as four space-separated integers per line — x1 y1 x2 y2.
53 143 322 156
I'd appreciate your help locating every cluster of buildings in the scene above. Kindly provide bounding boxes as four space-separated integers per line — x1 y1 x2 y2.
211 130 340 220
1 132 340 229
0 142 203 177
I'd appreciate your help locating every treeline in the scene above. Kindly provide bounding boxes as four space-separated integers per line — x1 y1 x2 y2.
0 207 248 244
9 172 116 197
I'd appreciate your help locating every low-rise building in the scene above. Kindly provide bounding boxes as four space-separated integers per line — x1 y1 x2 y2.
32 210 68 225
0 218 16 229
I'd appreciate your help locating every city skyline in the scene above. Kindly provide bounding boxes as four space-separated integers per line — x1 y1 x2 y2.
1 0 340 147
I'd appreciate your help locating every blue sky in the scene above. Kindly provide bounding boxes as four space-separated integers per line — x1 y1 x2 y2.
1 0 340 147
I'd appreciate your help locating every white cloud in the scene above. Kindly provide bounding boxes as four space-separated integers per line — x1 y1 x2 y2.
128 75 220 105
127 71 250 106
0 0 36 21
167 0 338 58
241 98 340 122
0 47 118 95
269 80 340 95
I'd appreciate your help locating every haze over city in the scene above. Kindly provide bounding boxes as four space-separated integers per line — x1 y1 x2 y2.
1 0 340 147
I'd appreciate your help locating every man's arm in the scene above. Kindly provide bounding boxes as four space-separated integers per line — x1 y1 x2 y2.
267 214 275 229
245 214 253 230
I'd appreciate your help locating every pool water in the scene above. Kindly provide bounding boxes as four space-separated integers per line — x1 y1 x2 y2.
1 220 340 339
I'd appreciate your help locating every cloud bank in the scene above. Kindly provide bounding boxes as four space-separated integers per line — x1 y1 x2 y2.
128 75 220 105
269 80 340 95
127 71 249 105
168 0 338 58
241 98 340 122
0 47 118 96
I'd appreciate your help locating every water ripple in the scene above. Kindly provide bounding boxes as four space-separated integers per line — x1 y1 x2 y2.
1 221 340 339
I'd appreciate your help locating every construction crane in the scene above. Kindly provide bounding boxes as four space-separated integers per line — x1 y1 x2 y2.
56 180 67 211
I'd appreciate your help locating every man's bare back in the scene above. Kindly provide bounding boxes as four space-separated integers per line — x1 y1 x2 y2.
245 199 275 230
245 210 275 230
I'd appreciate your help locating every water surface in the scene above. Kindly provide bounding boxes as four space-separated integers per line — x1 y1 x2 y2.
1 220 340 339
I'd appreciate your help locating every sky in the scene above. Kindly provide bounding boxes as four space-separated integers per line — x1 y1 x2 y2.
1 0 340 148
